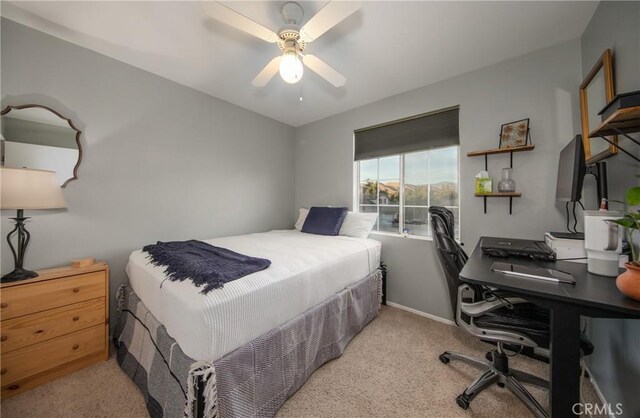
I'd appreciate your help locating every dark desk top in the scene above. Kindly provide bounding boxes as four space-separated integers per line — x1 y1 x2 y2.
460 238 640 318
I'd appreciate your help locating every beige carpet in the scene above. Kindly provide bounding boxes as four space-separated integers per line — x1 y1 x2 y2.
2 306 604 418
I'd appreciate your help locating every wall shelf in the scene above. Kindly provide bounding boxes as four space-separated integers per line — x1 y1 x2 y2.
475 193 521 214
468 143 532 215
474 192 522 197
589 106 640 137
589 105 640 163
467 145 535 171
466 145 535 157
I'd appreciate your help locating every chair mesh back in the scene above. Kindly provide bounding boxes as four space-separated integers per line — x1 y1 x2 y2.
428 207 469 321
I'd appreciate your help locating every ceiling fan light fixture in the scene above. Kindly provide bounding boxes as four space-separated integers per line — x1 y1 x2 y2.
201 0 357 88
279 49 303 84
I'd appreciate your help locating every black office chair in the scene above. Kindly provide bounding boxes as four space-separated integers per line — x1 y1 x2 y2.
428 207 593 418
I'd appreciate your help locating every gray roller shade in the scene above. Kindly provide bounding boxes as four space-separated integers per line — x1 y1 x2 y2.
354 106 459 161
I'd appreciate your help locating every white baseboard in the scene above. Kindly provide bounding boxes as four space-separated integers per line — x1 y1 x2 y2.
385 301 456 326
583 364 615 418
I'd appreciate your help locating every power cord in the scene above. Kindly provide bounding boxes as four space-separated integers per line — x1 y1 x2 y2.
566 202 575 233
503 344 524 357
481 287 515 310
565 200 586 234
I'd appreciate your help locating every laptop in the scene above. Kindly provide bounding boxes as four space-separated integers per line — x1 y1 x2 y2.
481 237 556 260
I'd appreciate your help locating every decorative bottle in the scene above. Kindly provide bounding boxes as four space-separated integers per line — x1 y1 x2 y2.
497 168 516 192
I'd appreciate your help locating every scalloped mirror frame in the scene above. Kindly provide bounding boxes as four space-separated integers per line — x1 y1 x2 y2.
1 104 83 188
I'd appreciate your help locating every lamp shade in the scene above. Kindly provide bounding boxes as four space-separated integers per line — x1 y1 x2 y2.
1 167 67 210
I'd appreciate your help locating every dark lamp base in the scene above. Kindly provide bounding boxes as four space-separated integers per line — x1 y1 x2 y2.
1 268 39 283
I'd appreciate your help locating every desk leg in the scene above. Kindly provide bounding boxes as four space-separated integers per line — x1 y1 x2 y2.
550 309 581 417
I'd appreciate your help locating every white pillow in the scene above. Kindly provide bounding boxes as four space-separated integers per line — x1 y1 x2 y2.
339 212 378 239
295 208 309 230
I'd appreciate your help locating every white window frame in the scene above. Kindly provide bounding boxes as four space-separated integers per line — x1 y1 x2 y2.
355 146 460 241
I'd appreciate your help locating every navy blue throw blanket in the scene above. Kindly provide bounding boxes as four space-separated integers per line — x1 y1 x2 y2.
143 240 271 294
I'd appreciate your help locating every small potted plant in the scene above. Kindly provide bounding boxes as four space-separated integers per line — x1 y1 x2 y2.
610 184 640 301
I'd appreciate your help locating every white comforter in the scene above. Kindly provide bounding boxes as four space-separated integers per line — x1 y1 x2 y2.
126 230 381 361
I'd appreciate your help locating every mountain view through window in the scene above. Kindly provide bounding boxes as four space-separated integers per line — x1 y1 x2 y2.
358 146 459 238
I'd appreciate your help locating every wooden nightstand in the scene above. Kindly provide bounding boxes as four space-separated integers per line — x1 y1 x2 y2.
0 262 109 399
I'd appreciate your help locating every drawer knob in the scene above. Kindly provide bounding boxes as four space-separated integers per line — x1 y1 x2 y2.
73 288 80 293
0 303 8 308
0 335 7 342
8 384 19 391
72 344 80 350
35 329 44 334
1 368 7 375
73 316 80 321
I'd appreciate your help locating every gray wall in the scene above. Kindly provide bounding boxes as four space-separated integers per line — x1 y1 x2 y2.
0 19 296 322
294 39 583 319
580 2 640 416
581 0 640 211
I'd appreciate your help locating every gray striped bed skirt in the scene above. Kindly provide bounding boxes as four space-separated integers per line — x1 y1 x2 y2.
113 269 382 418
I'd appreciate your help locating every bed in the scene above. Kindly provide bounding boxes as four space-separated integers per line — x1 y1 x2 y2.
114 229 383 418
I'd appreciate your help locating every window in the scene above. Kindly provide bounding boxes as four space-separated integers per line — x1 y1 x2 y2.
357 145 459 239
354 106 460 238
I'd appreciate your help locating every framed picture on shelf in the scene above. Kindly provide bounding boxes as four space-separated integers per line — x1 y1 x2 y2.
498 118 529 149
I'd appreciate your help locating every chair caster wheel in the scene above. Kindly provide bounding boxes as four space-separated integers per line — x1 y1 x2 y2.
439 353 450 364
485 351 493 362
456 394 470 410
497 382 505 388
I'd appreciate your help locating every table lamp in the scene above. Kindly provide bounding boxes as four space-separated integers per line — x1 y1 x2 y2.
1 167 67 282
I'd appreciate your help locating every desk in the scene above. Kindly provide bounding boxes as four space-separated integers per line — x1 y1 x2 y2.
460 238 640 417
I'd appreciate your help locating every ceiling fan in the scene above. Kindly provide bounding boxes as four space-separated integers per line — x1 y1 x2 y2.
201 1 361 87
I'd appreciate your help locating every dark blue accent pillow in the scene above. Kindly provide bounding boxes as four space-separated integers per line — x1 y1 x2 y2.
301 207 348 236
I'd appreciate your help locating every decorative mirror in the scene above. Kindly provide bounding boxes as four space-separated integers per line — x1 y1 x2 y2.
579 49 617 163
1 104 82 187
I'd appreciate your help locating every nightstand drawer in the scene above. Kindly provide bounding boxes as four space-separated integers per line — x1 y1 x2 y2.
0 324 105 386
1 298 105 354
1 272 105 320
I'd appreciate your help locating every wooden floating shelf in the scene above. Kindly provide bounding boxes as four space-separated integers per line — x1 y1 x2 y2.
468 143 532 214
475 192 522 197
476 192 521 214
467 145 535 157
589 106 640 137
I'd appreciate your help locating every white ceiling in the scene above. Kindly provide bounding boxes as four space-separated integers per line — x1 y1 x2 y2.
1 1 598 127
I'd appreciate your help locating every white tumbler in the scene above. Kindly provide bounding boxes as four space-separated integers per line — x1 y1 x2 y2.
584 211 622 277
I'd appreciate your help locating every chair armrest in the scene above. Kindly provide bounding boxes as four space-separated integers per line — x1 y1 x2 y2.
461 297 529 317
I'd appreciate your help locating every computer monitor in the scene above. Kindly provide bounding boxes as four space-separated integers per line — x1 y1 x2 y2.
556 135 586 202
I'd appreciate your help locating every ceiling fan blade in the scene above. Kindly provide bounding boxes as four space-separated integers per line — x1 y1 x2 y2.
300 1 361 42
252 56 282 87
200 1 278 43
302 54 347 87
